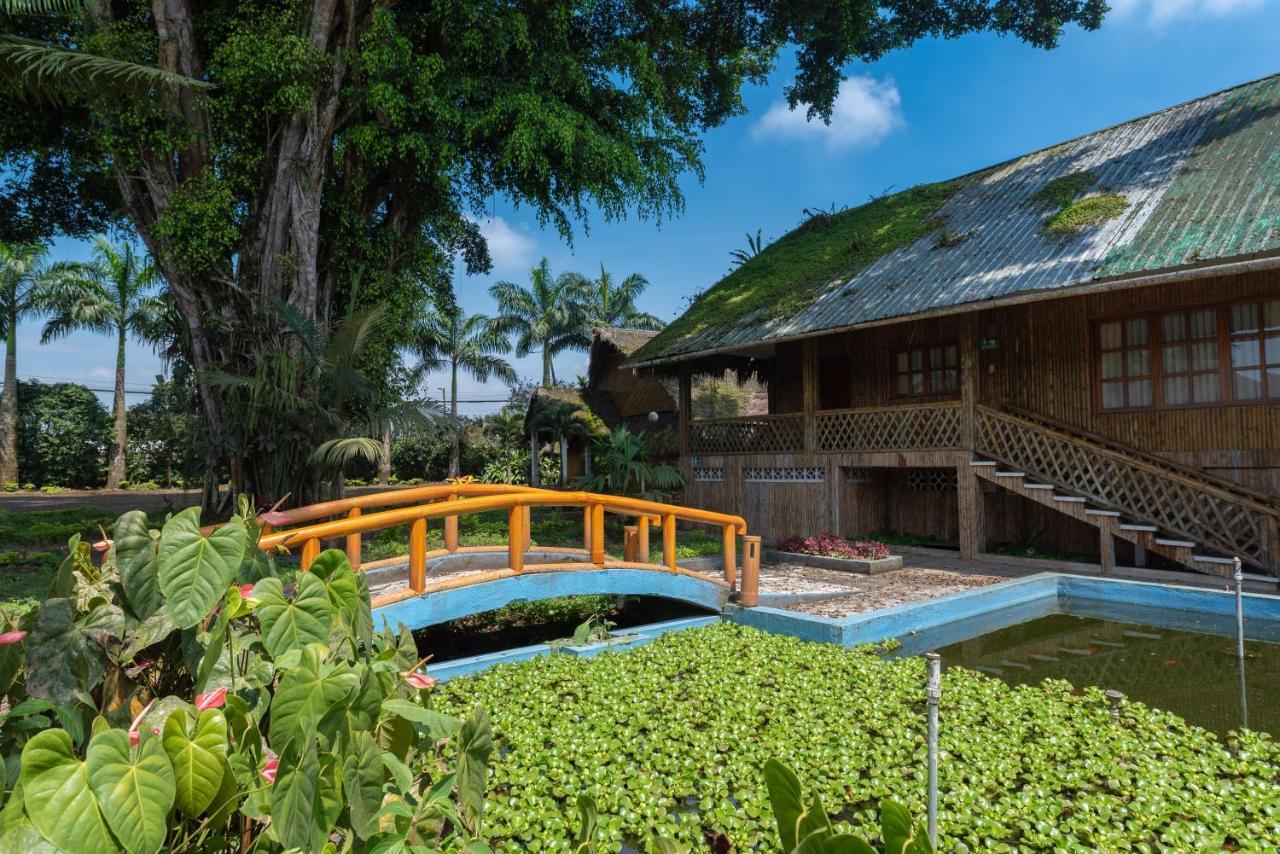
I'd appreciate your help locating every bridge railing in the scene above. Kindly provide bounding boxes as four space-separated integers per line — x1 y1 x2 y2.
254 484 762 607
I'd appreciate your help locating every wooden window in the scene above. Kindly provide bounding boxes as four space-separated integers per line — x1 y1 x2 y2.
1160 308 1219 406
895 344 958 396
1098 318 1152 409
1096 297 1280 411
1229 299 1280 401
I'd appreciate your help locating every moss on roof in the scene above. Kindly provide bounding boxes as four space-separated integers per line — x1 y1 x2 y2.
1044 193 1130 234
634 178 969 362
1031 171 1097 208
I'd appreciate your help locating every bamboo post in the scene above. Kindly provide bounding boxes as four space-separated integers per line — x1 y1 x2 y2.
740 535 761 606
623 525 639 562
509 506 525 573
638 515 651 563
408 518 427 592
345 507 362 569
301 537 320 572
721 523 737 588
583 506 593 553
590 503 606 566
925 653 942 847
522 505 532 552
444 492 459 553
662 513 677 571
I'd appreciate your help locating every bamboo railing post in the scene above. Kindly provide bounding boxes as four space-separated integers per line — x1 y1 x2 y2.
444 492 459 552
590 503 606 566
301 538 320 572
623 525 639 562
722 523 737 587
638 515 651 563
583 506 593 553
740 535 761 606
508 505 525 573
662 513 677 571
522 505 532 552
345 507 362 569
408 518 427 592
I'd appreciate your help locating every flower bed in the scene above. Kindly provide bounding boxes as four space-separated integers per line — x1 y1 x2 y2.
777 533 890 560
437 623 1280 851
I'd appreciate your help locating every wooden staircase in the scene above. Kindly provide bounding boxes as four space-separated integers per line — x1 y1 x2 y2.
973 406 1280 578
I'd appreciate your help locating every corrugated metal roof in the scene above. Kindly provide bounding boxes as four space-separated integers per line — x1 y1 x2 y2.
631 74 1280 366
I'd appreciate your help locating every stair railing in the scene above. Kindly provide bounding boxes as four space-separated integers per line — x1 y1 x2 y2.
975 406 1280 572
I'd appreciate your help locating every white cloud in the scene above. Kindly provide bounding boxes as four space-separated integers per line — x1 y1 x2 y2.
468 215 537 275
753 75 903 151
1108 0 1264 25
89 367 114 382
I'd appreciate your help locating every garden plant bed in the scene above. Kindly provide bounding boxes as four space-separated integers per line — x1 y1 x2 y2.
765 548 903 575
436 622 1280 851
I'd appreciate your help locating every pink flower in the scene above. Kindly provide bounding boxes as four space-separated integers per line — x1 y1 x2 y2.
195 687 227 711
128 699 155 749
0 630 27 645
129 729 140 747
261 758 279 783
238 583 254 597
402 671 437 691
260 511 291 527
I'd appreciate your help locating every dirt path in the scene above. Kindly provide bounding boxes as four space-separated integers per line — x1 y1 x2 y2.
758 558 1006 618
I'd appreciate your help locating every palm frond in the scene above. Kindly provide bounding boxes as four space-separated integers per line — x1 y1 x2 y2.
309 437 384 471
0 36 214 102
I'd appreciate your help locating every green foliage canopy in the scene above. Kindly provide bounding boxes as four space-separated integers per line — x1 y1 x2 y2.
16 379 111 487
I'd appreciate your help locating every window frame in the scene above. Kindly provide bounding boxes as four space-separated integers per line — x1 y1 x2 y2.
1092 296 1280 412
893 341 960 399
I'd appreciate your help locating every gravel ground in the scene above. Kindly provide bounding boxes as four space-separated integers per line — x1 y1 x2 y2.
759 561 1005 618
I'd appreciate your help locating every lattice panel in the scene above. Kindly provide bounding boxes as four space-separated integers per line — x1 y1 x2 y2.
844 467 874 484
976 409 1274 568
692 467 725 482
744 467 826 483
907 468 958 491
816 404 962 452
690 415 804 455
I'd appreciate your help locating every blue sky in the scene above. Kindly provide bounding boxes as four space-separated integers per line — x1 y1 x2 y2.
29 0 1280 414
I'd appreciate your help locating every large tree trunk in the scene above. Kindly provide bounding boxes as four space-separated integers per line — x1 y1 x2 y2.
542 348 552 386
106 323 128 488
0 309 17 485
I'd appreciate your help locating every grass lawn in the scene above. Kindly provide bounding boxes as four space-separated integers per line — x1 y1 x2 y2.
437 623 1280 851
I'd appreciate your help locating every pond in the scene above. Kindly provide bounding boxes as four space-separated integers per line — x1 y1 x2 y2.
923 609 1279 736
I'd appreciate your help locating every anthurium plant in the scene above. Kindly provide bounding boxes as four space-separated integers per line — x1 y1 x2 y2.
0 498 499 852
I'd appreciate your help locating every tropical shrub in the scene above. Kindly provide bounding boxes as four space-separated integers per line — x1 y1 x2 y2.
480 448 529 484
436 623 1280 850
15 380 111 488
776 534 890 560
0 499 501 852
575 426 682 500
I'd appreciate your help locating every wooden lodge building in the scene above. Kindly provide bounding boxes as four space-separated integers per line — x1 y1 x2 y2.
626 74 1280 578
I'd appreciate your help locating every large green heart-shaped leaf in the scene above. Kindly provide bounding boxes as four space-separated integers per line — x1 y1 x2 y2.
162 708 227 816
255 574 333 658
341 730 384 840
24 597 107 703
86 729 176 854
158 508 247 629
271 726 320 852
881 800 933 854
114 511 161 621
381 699 462 742
268 645 359 752
455 709 493 833
18 729 116 854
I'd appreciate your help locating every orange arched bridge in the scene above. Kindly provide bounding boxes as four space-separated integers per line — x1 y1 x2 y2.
254 484 762 629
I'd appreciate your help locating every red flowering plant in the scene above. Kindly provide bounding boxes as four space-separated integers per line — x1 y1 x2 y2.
775 533 891 561
0 495 498 852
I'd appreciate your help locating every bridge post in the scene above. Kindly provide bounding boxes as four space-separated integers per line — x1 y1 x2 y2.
590 503 606 566
409 518 427 592
508 505 525 572
345 507 362 569
444 492 459 553
522 505 532 552
301 537 320 572
740 535 761 607
663 514 677 571
623 525 639 562
582 506 593 554
638 516 651 563
722 523 737 587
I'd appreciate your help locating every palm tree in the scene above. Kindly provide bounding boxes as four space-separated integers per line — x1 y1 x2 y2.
411 301 517 477
0 242 79 484
577 265 664 335
2 0 213 102
39 236 165 488
489 259 587 386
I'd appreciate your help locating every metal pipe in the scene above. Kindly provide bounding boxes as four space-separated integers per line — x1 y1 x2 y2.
925 652 941 848
1234 556 1245 661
